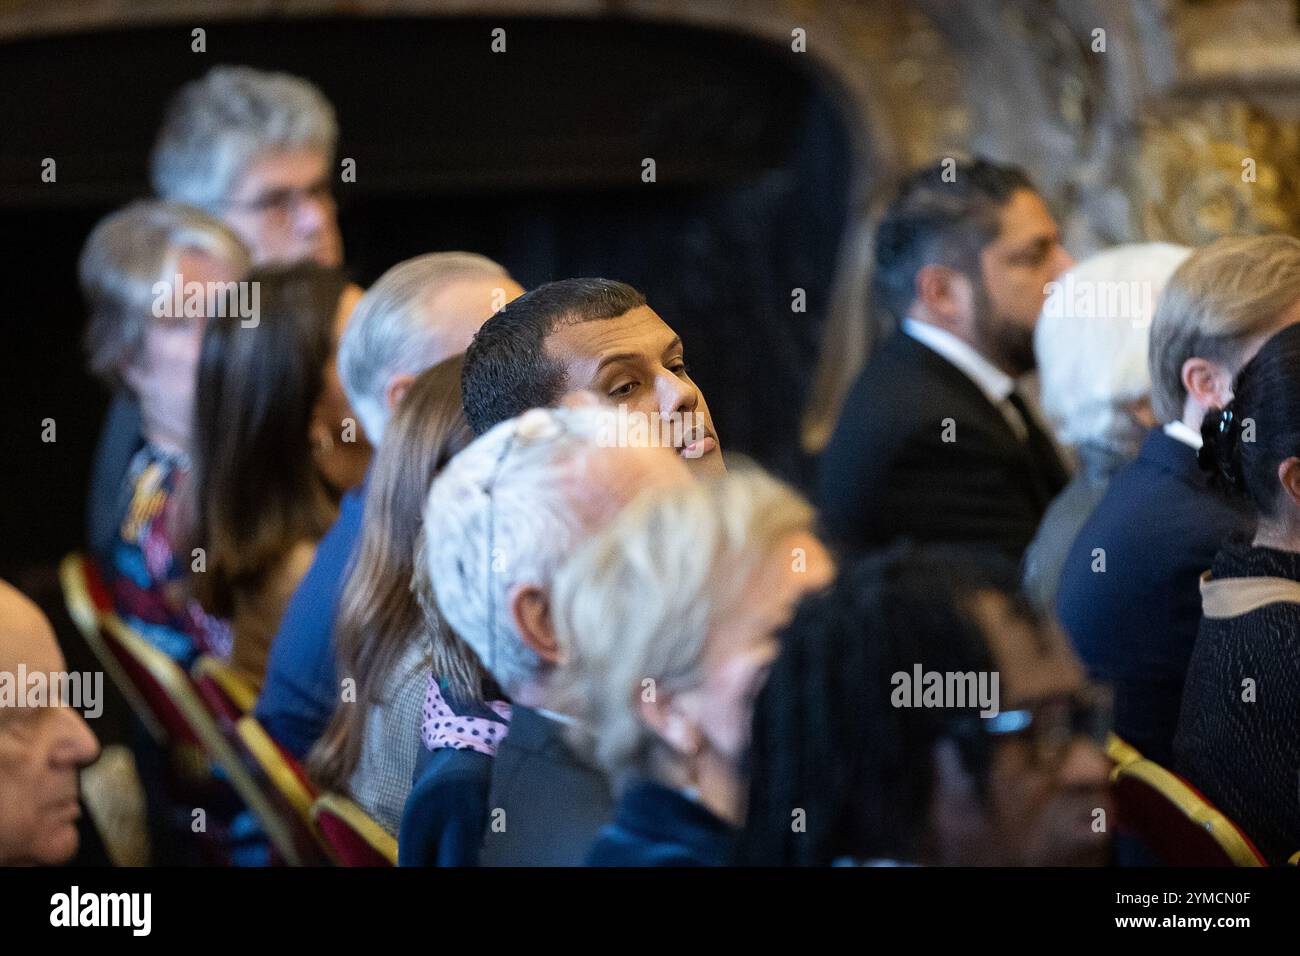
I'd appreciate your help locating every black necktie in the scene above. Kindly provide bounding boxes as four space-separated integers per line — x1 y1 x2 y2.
1006 389 1069 503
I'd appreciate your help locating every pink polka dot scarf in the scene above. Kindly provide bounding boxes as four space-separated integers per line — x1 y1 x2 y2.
421 673 512 756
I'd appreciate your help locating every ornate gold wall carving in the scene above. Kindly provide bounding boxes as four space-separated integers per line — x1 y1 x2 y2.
1136 102 1300 244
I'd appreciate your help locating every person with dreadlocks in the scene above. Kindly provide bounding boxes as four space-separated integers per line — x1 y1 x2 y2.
737 544 1113 867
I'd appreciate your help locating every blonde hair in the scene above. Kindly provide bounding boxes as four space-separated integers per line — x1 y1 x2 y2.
552 468 816 787
1148 235 1300 423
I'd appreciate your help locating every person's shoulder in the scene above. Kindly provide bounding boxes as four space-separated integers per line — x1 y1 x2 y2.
412 747 494 794
847 333 938 397
335 484 368 530
825 338 939 454
304 500 364 578
584 827 707 868
400 749 494 866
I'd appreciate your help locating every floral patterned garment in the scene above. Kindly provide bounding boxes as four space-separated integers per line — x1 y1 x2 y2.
107 444 231 666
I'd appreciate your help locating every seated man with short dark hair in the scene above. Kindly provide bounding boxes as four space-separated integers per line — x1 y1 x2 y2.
461 277 725 476
817 158 1072 562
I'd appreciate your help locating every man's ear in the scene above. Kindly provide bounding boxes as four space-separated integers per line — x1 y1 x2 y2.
384 372 418 413
1181 357 1231 413
914 264 972 330
637 691 702 758
508 583 560 663
1277 457 1300 509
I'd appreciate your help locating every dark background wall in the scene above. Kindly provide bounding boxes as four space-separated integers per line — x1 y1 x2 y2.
0 15 852 579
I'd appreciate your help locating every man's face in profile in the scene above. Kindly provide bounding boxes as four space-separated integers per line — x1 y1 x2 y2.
545 305 725 477
973 189 1072 375
222 147 343 268
0 584 100 866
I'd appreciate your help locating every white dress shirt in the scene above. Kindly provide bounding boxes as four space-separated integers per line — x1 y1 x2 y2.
902 318 1028 441
1162 419 1204 451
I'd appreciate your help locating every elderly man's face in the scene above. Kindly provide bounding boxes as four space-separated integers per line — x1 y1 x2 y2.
0 584 100 866
223 148 342 268
546 306 725 478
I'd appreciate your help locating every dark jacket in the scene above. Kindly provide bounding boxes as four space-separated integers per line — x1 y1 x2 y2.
586 779 736 867
477 707 613 867
1174 540 1300 866
816 332 1067 561
87 390 143 560
398 746 494 867
1056 428 1253 766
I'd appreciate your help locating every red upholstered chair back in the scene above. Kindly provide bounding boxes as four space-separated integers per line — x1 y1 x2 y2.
191 655 257 729
1114 759 1266 867
229 717 331 866
311 793 398 867
99 614 207 749
60 553 168 744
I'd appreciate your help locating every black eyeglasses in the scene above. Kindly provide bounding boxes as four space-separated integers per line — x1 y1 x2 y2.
947 685 1113 770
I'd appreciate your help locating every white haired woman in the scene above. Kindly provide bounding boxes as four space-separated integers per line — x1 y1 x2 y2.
552 469 834 866
1023 242 1191 611
81 199 249 663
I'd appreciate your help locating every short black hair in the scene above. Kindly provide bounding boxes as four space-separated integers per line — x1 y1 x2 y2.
736 543 1033 867
872 157 1035 327
461 277 647 434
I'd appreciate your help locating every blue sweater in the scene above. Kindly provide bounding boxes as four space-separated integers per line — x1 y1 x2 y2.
255 480 367 758
586 780 736 867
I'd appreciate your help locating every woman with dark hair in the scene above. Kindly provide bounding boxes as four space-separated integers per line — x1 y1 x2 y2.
186 263 347 687
307 355 481 834
738 545 1113 867
1175 322 1300 865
